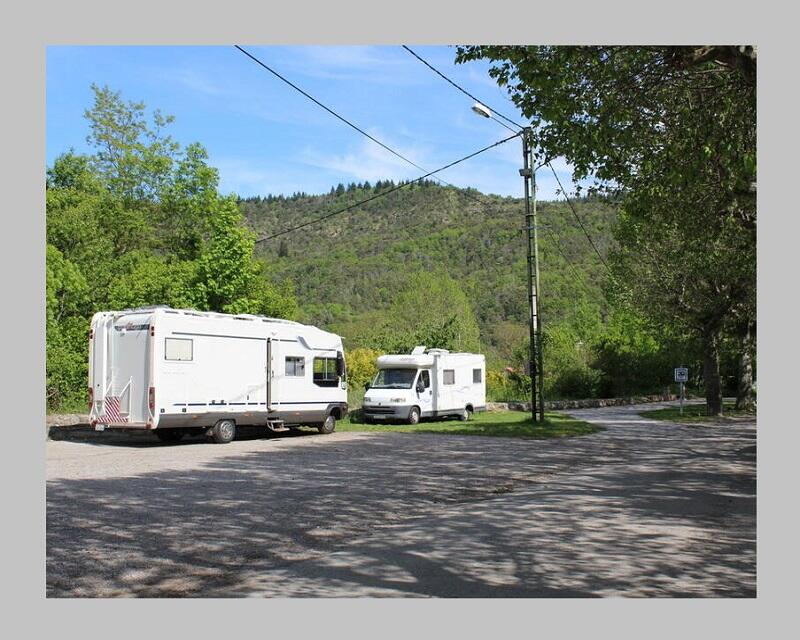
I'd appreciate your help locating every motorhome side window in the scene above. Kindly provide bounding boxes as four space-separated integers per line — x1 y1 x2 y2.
164 337 192 361
285 356 305 377
443 369 455 385
419 370 430 389
473 368 482 383
313 357 339 387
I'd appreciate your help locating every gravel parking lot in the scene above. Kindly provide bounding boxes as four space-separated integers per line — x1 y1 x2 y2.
46 402 756 597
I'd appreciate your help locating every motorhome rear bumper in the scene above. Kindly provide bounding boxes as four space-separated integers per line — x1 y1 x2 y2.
91 419 152 430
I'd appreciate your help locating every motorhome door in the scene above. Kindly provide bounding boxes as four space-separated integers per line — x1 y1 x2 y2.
266 337 291 411
415 369 433 416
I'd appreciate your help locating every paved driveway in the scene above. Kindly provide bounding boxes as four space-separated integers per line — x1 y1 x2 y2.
46 402 756 597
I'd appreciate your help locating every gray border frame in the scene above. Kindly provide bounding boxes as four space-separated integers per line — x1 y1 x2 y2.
9 0 794 634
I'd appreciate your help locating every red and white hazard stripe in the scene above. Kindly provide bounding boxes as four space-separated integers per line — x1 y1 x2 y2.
100 396 128 423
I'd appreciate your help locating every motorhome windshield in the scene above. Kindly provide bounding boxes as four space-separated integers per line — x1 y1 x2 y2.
371 368 417 389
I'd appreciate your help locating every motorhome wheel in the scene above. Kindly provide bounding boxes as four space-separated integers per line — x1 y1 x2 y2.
407 407 420 425
318 414 336 434
210 419 236 444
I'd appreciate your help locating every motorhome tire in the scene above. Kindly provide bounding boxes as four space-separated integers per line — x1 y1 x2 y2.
210 419 236 444
318 414 336 434
155 428 184 443
407 406 420 425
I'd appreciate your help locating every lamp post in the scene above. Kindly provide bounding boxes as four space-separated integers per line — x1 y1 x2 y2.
472 103 544 424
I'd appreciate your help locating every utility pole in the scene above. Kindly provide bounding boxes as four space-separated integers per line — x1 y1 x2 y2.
520 127 545 424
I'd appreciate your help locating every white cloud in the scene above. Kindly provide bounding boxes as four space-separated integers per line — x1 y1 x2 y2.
294 46 390 70
273 45 428 86
298 130 430 183
175 69 224 96
156 67 226 97
213 157 329 197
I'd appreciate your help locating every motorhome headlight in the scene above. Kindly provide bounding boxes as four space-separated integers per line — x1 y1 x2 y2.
390 397 405 403
363 396 372 404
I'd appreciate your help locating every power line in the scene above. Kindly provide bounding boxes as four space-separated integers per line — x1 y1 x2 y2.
234 45 534 246
547 163 612 273
236 44 599 297
235 45 522 225
256 133 520 241
398 45 605 296
235 46 429 172
235 45 470 195
538 226 593 292
401 45 525 133
454 190 598 298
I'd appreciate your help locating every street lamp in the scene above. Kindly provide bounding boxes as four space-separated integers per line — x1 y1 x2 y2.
471 103 493 119
471 103 545 424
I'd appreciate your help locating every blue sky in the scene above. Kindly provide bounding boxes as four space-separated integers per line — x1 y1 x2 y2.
46 46 576 199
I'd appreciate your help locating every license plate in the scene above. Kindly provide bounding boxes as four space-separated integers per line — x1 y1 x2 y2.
94 424 106 432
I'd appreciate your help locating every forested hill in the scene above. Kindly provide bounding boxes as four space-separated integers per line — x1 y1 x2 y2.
240 180 618 365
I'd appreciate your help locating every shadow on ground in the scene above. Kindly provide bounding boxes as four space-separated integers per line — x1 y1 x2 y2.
47 411 756 597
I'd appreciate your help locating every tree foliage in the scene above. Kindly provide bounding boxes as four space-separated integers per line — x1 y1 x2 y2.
455 45 756 414
46 86 297 411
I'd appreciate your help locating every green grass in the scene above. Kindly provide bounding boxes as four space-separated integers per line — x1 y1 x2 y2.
640 402 756 423
338 410 602 439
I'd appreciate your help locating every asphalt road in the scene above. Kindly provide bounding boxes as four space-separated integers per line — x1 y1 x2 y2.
46 401 756 597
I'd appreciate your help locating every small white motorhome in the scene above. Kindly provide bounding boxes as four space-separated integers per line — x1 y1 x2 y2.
361 347 486 424
88 307 348 443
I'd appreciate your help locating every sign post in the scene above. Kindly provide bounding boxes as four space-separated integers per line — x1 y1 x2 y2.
674 367 689 415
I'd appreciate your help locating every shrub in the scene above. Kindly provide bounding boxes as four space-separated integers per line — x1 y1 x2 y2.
346 347 383 393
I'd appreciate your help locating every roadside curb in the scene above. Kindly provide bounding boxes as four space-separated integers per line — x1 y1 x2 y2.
487 393 679 413
46 414 90 441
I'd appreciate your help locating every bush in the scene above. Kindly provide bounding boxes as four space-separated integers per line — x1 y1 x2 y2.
345 347 383 406
546 365 601 399
486 369 530 402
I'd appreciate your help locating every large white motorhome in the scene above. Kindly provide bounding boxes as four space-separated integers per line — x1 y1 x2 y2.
88 307 348 443
362 347 486 424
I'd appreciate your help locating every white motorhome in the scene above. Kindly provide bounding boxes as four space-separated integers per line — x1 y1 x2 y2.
362 347 486 424
88 307 348 443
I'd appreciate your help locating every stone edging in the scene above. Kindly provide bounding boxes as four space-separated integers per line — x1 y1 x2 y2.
487 393 679 412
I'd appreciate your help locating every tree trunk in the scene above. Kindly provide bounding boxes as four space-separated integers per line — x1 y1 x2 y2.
735 321 755 410
703 329 723 416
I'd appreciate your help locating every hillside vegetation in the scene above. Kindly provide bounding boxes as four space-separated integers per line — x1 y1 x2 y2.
243 182 615 337
46 84 727 413
241 183 690 403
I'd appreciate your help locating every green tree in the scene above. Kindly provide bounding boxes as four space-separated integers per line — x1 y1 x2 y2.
456 45 756 414
45 86 299 411
46 244 90 411
195 197 298 318
85 84 179 201
157 142 220 259
376 271 481 353
106 252 198 310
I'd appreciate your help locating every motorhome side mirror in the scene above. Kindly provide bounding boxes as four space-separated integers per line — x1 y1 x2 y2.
336 352 345 378
364 382 371 390
416 381 425 393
